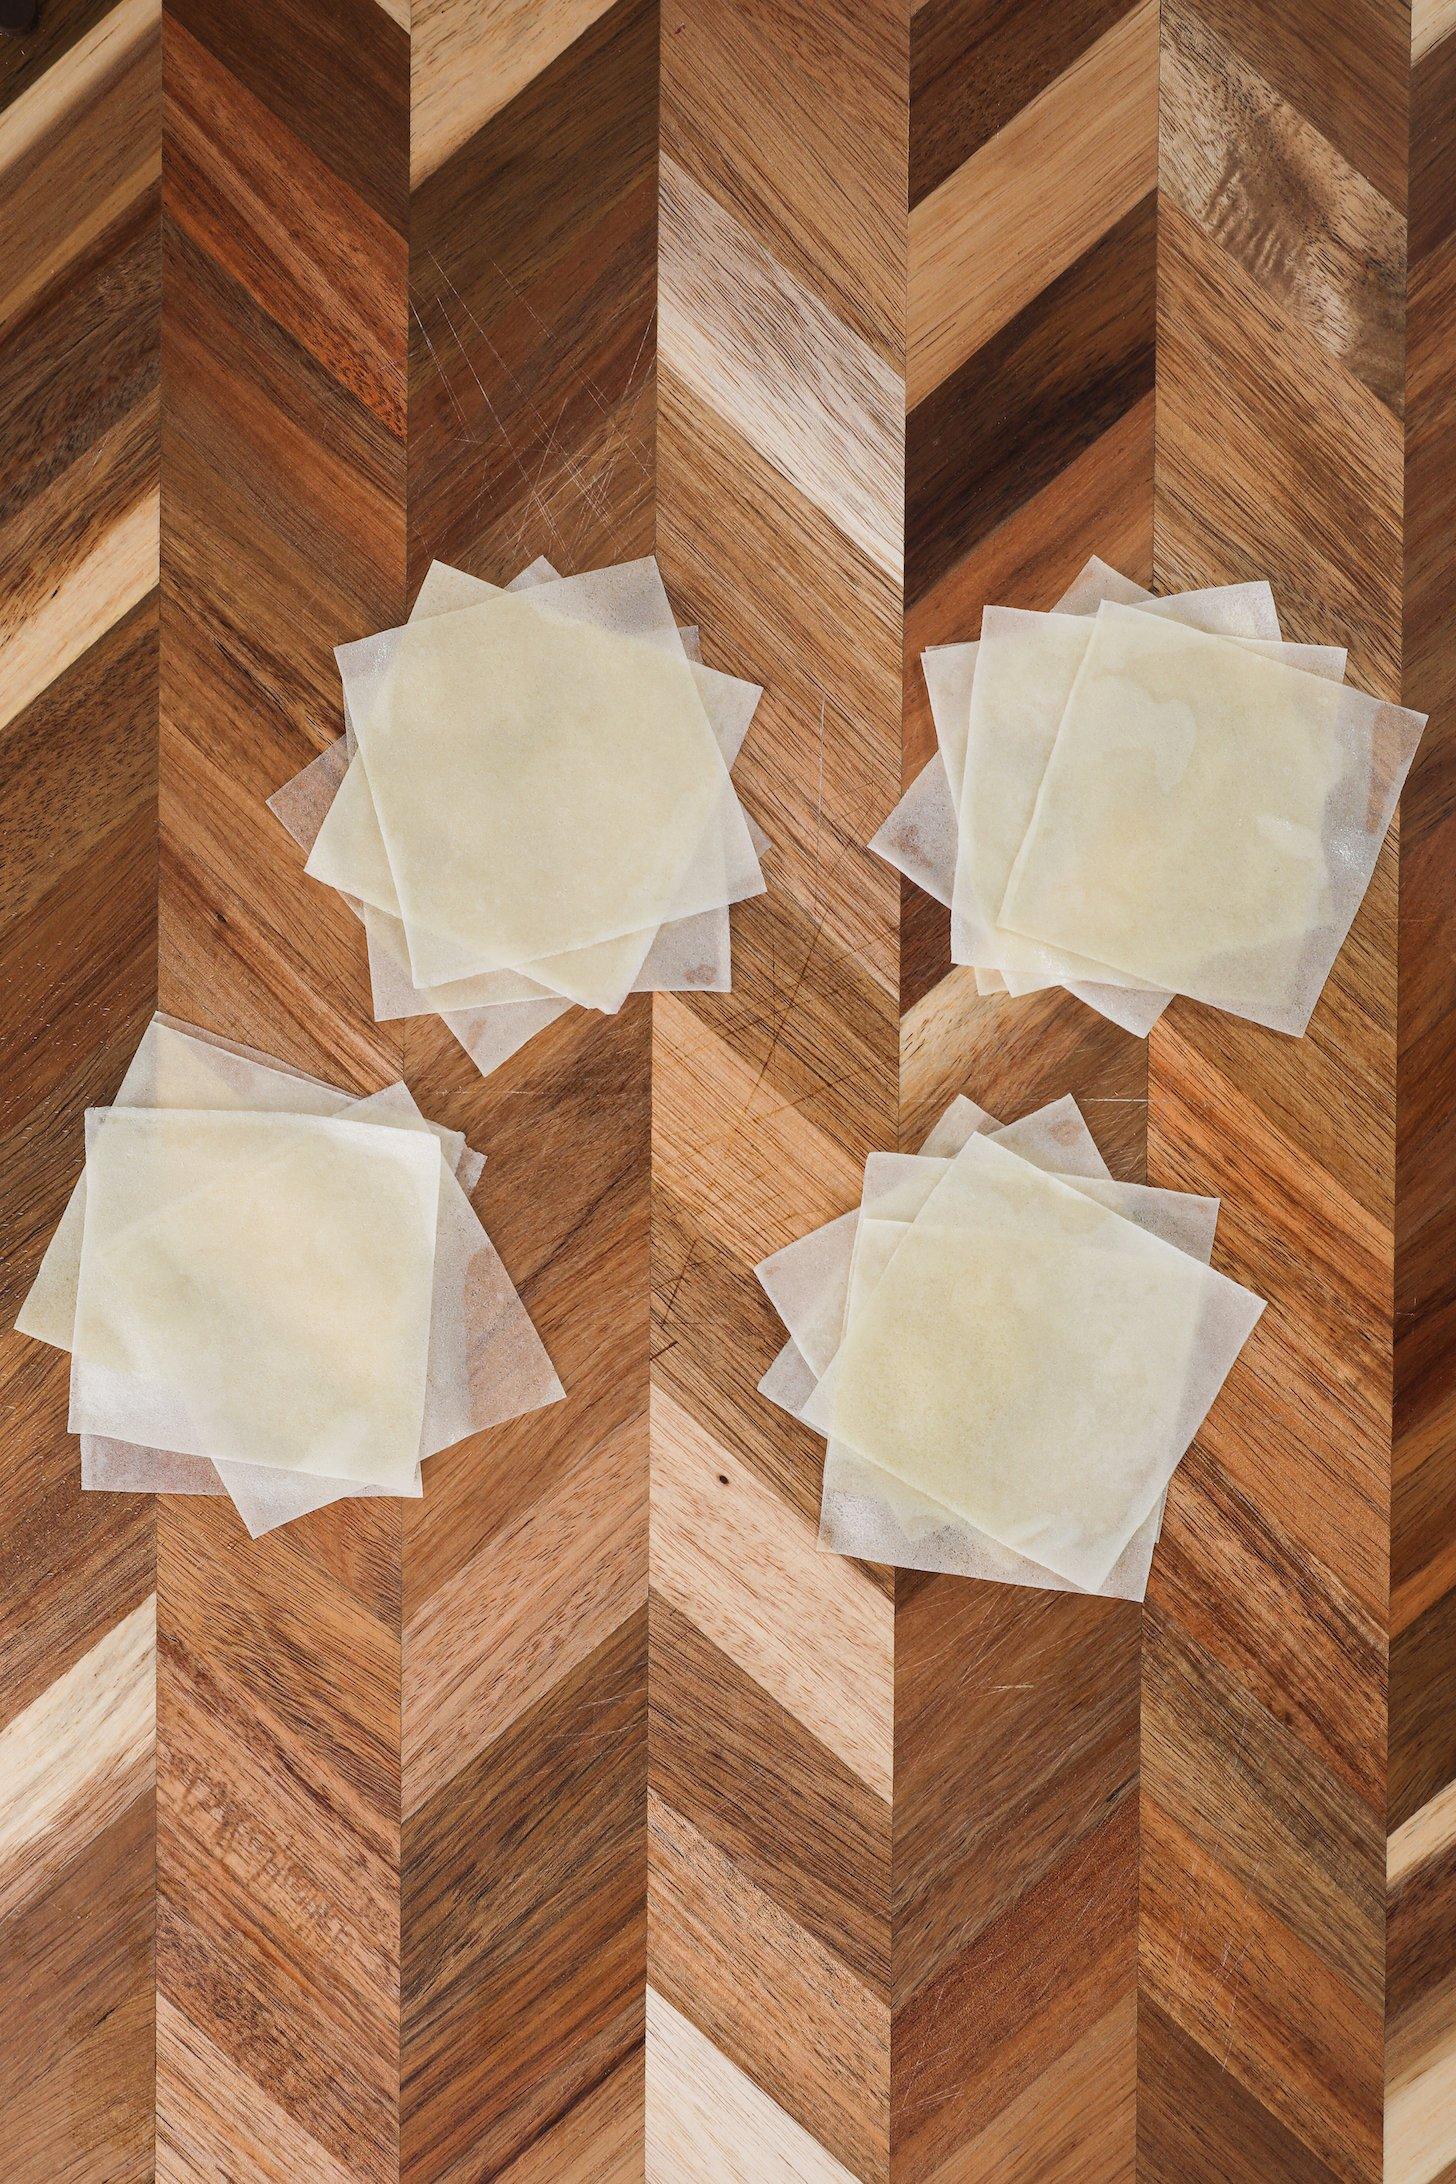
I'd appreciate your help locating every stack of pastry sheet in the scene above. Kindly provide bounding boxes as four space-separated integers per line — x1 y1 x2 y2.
872 557 1425 1037
14 1016 562 1539
756 1092 1264 1599
271 554 768 1079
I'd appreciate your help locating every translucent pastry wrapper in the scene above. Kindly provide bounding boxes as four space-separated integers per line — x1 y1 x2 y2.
999 604 1425 1034
871 556 1138 916
271 555 764 1067
802 1133 1263 1591
80 1091 560 1540
347 647 760 1021
948 586 1294 988
16 1015 474 1353
81 1439 225 1496
757 1093 1178 1599
756 1336 820 1420
755 1094 1099 1381
312 578 764 995
868 753 960 916
216 1126 561 1536
441 995 574 1080
69 1106 441 1488
987 630 1349 1003
16 1014 559 1538
78 1435 425 1533
830 1121 1215 1598
341 558 761 1014
876 551 1396 1042
876 562 1329 1028
872 556 1168 1029
758 1094 989 1374
822 1446 1170 1598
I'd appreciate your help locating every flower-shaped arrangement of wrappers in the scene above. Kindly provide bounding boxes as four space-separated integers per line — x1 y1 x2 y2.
271 555 768 1079
873 557 1425 1037
756 1091 1265 1600
14 1016 562 1539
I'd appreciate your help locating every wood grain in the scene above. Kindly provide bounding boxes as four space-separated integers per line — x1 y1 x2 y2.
894 6 1155 2178
0 1 159 2174
156 0 407 2175
1392 7 1456 2180
3 0 1451 2175
1147 3 1406 2177
654 4 903 2176
907 0 1157 406
400 3 657 2177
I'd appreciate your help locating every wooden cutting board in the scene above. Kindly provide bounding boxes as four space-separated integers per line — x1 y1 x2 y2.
0 0 1450 2177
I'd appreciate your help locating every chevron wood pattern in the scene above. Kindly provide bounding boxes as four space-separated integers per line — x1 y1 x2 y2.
3 0 1454 2179
1145 4 1408 2178
0 0 159 2176
402 7 657 2174
1391 7 1456 2180
651 3 902 2173
895 6 1156 2178
155 0 408 2176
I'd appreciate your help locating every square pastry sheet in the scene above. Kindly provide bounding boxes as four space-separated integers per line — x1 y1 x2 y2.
295 556 763 1022
801 1132 1263 1590
821 1137 1216 1596
70 1108 440 1488
999 605 1425 1031
312 589 762 991
758 1095 1194 1599
951 594 1342 996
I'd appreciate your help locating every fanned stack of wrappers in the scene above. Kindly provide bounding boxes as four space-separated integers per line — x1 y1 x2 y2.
271 555 767 1079
757 1091 1265 1600
873 556 1425 1036
15 1016 562 1539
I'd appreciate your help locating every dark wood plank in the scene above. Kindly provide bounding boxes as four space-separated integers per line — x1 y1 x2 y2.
399 4 657 2175
1393 96 1456 2182
907 197 1156 608
155 0 408 2173
653 2 903 2169
1147 4 1406 2175
893 6 1155 2172
0 6 159 2172
910 0 1140 205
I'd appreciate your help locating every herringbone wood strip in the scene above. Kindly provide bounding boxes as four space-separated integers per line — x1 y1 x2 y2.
402 5 657 2175
1 2 1452 2178
651 2 903 2172
155 0 408 2174
1145 5 1407 2177
1391 8 1456 2181
895 6 1156 2177
0 2 159 2176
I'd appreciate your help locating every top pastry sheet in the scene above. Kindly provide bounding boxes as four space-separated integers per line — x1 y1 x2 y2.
317 590 762 990
998 605 1425 1030
70 1107 440 1487
806 1132 1263 1589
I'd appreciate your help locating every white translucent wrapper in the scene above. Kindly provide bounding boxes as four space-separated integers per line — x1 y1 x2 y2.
871 560 1149 922
874 561 1165 1035
307 563 765 996
18 1016 474 1350
998 604 1426 1034
70 1107 441 1488
873 557 1357 1038
271 556 764 1073
756 1093 1222 1600
876 553 1410 1039
951 603 1341 999
798 1132 1262 1592
349 561 763 1016
15 1014 562 1538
